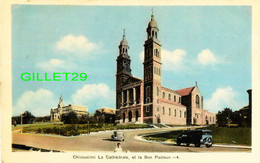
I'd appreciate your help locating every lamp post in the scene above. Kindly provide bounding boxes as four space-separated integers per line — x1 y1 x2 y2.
88 121 90 135
20 113 23 133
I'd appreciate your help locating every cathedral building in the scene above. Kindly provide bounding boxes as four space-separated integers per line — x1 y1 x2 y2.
115 13 216 125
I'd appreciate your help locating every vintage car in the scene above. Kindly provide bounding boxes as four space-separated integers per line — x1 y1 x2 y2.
111 131 125 141
176 129 213 147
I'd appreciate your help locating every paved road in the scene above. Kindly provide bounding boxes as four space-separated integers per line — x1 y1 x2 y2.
12 127 251 152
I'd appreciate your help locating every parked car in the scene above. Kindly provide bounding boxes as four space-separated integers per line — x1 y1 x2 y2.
111 131 125 141
176 129 213 147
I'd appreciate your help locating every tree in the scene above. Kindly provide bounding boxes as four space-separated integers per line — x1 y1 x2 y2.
216 108 233 127
22 111 35 124
62 111 79 124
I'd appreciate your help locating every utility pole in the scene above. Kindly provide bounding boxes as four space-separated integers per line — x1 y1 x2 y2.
21 113 23 133
88 121 90 135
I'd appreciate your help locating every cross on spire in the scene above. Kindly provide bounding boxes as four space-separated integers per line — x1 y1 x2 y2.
123 29 126 39
151 8 154 20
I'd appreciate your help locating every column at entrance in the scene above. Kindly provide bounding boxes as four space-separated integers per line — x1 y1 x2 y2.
133 87 136 105
121 91 124 107
127 89 130 106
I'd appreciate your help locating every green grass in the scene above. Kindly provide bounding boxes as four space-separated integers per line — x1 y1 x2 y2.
143 127 251 146
205 127 251 146
14 123 151 136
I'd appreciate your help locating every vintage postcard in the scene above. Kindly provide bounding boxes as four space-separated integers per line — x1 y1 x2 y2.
1 0 260 163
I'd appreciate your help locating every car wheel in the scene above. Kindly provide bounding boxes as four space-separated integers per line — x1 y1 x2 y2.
206 138 212 148
177 141 181 146
195 142 201 147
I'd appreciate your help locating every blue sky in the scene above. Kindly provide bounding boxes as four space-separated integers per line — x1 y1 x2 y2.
12 5 251 116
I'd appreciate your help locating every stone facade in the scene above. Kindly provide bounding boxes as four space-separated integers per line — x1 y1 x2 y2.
50 96 88 122
115 13 216 125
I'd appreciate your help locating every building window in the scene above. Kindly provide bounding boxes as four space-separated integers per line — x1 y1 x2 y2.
174 109 176 117
168 94 171 100
162 92 165 99
169 108 171 116
179 97 181 103
180 110 182 117
157 87 159 96
184 111 186 118
196 95 200 108
213 117 214 122
146 106 149 112
210 117 211 122
157 107 159 111
174 95 176 102
146 86 151 98
162 107 165 115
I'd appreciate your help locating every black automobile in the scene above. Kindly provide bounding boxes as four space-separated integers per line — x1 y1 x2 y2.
176 129 213 147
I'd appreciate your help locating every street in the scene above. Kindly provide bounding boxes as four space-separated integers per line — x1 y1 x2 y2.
12 127 251 152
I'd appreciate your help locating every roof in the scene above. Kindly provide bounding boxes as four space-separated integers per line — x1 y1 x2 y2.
159 98 186 108
148 14 158 28
161 86 180 95
176 86 195 96
96 108 116 114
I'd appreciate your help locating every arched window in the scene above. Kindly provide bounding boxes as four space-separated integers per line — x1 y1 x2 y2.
180 110 182 117
184 111 186 118
152 31 154 37
123 48 125 53
196 95 200 108
174 95 176 102
162 107 165 115
157 87 159 96
179 97 181 103
174 109 176 117
169 108 171 116
168 94 171 100
146 86 151 99
146 97 150 104
162 92 165 99
126 48 127 53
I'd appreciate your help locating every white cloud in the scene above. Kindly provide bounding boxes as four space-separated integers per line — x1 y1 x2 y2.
36 58 67 71
197 49 218 65
71 83 115 113
204 87 242 113
55 35 97 53
139 49 186 71
13 89 57 117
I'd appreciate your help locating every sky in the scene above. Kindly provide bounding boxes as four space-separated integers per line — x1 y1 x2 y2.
12 5 251 116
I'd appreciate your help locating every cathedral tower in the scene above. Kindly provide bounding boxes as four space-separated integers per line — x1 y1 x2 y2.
143 13 162 123
116 30 132 109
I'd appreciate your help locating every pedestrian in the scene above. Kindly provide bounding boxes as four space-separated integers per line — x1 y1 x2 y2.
114 143 123 152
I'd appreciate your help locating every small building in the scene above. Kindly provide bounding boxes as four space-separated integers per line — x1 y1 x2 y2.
50 96 88 122
94 108 116 123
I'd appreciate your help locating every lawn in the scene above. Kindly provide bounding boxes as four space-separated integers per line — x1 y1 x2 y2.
143 127 251 146
13 123 152 136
